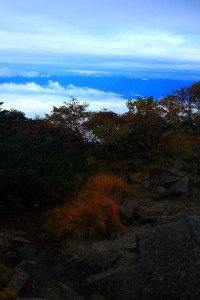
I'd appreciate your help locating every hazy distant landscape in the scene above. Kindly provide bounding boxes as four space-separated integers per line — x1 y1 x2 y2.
0 72 197 117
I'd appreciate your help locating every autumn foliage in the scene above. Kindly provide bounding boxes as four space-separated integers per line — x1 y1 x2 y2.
0 81 199 220
44 174 129 239
80 173 130 203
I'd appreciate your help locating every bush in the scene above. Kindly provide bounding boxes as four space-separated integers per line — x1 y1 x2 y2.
161 131 193 159
0 129 91 215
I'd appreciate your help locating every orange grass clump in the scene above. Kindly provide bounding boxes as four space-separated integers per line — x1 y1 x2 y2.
0 291 16 300
44 173 129 239
0 264 11 286
80 173 130 203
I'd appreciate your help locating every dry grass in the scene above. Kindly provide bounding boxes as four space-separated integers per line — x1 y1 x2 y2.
0 264 11 286
44 173 129 239
79 173 130 203
0 291 16 299
0 264 16 300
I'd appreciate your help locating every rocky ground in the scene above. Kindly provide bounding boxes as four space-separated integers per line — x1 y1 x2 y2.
0 156 200 299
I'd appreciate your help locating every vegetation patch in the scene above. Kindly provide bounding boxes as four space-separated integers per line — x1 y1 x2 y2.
43 173 129 239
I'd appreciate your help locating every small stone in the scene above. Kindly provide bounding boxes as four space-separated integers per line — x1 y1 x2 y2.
123 247 137 253
38 233 49 241
12 237 31 244
156 186 166 194
14 231 27 237
110 231 122 239
57 282 84 299
174 158 187 170
7 271 30 294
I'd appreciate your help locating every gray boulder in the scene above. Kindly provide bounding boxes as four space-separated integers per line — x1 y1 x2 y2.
126 172 142 184
7 271 30 294
119 198 134 225
56 282 85 299
16 260 37 276
167 177 189 195
174 158 189 171
67 249 121 276
174 158 200 174
192 145 200 156
83 214 200 299
160 174 181 186
17 298 47 300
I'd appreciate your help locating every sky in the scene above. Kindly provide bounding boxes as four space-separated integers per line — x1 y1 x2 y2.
0 0 200 116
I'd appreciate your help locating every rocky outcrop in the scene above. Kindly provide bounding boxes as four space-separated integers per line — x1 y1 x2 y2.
174 158 200 174
119 198 135 225
1 158 200 299
6 271 30 294
65 249 122 276
83 214 200 299
165 177 189 195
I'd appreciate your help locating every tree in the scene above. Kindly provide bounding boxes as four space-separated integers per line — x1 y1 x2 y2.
0 103 27 129
170 81 200 128
159 94 185 130
84 110 131 162
125 96 168 161
126 96 161 116
45 97 89 135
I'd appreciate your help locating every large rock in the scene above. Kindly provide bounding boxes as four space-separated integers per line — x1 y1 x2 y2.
174 158 189 171
7 271 30 294
125 172 142 184
83 267 140 300
17 298 47 300
166 177 189 195
192 145 200 156
56 282 85 299
16 260 37 276
66 249 121 276
83 214 200 299
159 174 181 186
174 158 200 174
119 199 134 225
150 168 176 180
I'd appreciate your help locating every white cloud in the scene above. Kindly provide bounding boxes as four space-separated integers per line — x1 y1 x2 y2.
65 70 110 76
0 28 200 65
0 67 41 78
0 0 199 77
0 81 127 117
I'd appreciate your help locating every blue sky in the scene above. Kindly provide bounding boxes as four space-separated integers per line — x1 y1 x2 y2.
0 0 200 116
